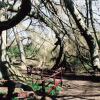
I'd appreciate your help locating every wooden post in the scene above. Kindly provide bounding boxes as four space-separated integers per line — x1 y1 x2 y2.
61 67 63 86
54 73 56 93
41 69 45 97
27 66 32 76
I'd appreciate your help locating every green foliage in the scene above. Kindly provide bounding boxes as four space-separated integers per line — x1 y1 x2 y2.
24 45 38 58
0 1 7 9
45 83 62 96
72 58 81 65
31 80 62 96
32 83 42 91
8 46 20 58
12 97 18 100
7 45 38 59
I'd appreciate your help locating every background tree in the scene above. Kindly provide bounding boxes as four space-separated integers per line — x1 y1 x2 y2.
0 1 100 96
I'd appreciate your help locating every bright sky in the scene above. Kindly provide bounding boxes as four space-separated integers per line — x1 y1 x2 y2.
7 0 100 44
74 0 100 31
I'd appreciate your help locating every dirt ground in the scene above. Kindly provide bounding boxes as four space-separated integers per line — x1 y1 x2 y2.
0 79 99 100
29 70 100 100
57 79 100 100
0 71 100 100
34 79 100 100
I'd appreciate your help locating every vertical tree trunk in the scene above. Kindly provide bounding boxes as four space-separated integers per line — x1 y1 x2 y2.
63 0 100 71
0 31 7 61
14 32 26 69
89 0 100 49
0 32 32 98
0 31 8 79
0 31 26 81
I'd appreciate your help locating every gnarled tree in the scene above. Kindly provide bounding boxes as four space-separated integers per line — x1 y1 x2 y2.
0 0 32 98
63 0 100 71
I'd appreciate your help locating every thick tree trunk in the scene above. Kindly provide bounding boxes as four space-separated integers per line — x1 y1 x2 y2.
0 31 7 79
0 0 31 32
63 0 100 70
0 31 26 81
0 31 7 61
0 0 32 97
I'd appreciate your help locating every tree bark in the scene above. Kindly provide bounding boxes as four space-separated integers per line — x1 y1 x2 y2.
0 0 31 32
0 1 32 96
89 0 100 49
0 0 31 80
0 0 31 81
63 0 100 70
14 32 26 69
0 31 26 81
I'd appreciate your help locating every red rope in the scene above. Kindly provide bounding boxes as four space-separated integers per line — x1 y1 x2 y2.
48 80 62 94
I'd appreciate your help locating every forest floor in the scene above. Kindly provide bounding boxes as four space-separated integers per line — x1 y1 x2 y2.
33 72 100 100
0 70 100 100
32 78 100 100
55 79 100 100
0 79 99 100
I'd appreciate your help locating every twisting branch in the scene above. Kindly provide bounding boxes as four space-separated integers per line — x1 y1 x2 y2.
52 36 64 70
85 0 89 27
0 0 31 32
63 0 100 71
